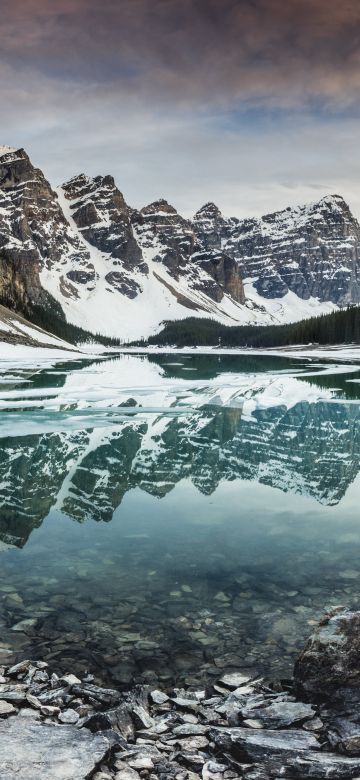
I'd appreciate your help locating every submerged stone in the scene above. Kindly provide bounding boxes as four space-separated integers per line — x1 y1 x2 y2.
11 619 37 632
220 673 251 689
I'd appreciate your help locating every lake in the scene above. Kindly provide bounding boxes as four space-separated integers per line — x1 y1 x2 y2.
1 350 360 689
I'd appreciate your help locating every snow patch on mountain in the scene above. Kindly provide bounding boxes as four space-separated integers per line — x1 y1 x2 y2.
243 280 337 323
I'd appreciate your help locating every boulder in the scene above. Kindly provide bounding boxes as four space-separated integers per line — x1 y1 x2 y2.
294 608 360 697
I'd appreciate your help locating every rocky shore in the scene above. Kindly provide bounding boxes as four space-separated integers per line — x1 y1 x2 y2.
2 607 360 779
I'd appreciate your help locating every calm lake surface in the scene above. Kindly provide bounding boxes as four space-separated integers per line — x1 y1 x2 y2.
1 351 360 688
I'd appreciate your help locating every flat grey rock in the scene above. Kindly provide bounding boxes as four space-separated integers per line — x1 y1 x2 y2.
211 725 360 778
115 769 140 780
173 723 209 736
241 699 315 728
288 752 360 778
0 717 109 780
170 697 199 711
211 726 319 762
58 708 80 724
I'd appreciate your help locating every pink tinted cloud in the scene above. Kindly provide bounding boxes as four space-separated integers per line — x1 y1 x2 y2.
1 0 360 108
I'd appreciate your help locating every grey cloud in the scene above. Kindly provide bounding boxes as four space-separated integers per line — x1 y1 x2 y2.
2 1 360 222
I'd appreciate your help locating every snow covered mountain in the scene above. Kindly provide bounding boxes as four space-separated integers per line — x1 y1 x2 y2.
0 145 359 341
210 196 360 303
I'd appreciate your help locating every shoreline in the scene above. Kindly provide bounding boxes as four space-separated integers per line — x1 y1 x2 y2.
2 340 360 370
2 608 360 779
117 343 360 362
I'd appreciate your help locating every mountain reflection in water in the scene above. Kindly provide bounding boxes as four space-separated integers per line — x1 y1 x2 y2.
1 352 360 687
1 400 360 548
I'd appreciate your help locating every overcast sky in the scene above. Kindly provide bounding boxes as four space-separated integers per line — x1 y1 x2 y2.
2 0 360 218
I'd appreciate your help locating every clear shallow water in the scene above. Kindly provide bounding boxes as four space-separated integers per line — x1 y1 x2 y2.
1 352 360 688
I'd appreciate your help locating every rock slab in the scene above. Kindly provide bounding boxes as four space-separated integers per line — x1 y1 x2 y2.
0 717 109 780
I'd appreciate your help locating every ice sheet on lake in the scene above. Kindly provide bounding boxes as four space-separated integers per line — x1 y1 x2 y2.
0 354 348 437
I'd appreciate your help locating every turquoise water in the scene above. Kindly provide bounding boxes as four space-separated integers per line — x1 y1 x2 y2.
1 352 360 688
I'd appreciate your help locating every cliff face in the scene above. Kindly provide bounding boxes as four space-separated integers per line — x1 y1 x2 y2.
62 173 147 297
132 198 245 304
217 195 360 303
0 148 92 312
192 202 229 251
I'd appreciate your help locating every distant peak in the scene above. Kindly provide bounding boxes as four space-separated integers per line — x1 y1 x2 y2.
194 202 223 218
309 193 353 217
141 198 178 215
64 172 119 190
319 194 348 208
0 146 28 163
63 172 90 188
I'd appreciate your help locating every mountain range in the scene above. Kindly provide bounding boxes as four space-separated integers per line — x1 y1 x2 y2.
1 145 360 341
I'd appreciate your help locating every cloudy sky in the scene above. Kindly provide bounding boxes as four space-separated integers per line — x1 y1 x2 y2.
2 0 360 218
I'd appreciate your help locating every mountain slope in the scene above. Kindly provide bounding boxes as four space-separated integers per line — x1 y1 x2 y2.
0 303 77 351
0 145 359 341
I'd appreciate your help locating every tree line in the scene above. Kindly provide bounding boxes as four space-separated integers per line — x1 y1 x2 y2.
143 306 360 348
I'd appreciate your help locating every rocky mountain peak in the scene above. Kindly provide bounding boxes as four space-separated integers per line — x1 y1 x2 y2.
62 173 129 215
60 172 146 293
307 194 359 231
317 193 350 210
259 193 358 234
140 198 179 216
131 196 244 307
193 201 227 252
194 202 223 218
0 147 37 189
0 145 18 161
